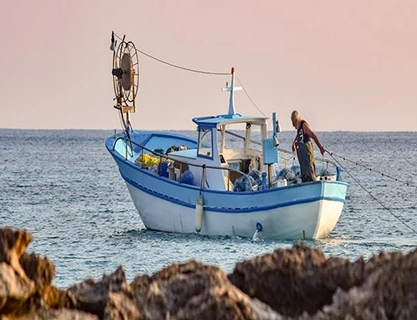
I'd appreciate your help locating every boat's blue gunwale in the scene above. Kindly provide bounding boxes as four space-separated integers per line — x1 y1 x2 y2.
123 172 346 213
108 147 347 214
107 144 347 190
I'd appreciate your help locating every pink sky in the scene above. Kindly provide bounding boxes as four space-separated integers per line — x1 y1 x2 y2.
1 0 416 131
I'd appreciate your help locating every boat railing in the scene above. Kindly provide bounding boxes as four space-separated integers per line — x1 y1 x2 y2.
112 136 256 191
275 146 339 168
222 129 340 170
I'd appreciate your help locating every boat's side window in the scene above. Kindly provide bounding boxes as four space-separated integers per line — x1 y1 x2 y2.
248 124 263 152
198 128 213 158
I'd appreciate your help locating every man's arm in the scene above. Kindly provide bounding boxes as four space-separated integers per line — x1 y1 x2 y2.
292 136 297 153
303 122 325 155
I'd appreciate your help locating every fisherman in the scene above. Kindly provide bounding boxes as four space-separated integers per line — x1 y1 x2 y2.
291 110 325 182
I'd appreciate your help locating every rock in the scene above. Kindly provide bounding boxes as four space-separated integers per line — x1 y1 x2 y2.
19 253 55 293
0 229 36 316
0 229 32 282
4 307 99 320
228 243 366 317
229 243 417 320
18 252 59 311
0 228 86 319
64 265 138 319
103 292 140 320
310 249 417 320
0 262 35 314
130 260 281 320
2 227 417 319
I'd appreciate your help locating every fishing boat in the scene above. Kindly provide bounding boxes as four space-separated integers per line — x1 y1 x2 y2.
105 34 348 240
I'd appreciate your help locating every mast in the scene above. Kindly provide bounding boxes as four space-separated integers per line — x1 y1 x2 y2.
222 67 242 115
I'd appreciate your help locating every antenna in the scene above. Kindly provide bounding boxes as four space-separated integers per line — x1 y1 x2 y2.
222 67 242 115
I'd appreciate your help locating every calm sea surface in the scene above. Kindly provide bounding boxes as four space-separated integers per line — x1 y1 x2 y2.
1 129 416 288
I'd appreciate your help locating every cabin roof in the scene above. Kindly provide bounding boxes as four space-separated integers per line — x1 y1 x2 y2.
192 114 268 128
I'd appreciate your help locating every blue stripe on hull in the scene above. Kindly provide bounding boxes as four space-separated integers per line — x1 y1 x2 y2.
111 152 347 214
122 171 345 213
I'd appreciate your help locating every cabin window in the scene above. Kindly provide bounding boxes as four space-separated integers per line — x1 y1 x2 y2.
223 123 246 150
198 128 213 158
248 124 263 151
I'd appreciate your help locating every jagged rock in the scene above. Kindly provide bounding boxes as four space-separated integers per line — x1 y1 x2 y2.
0 229 32 273
103 292 140 320
0 228 92 319
3 307 99 320
229 244 417 320
2 227 417 320
41 285 72 309
305 249 417 320
64 265 138 319
19 253 55 293
130 260 281 320
0 262 35 314
0 229 36 316
228 243 367 317
0 229 33 294
18 252 59 311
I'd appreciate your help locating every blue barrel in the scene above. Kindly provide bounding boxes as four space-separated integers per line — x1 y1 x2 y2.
158 162 169 177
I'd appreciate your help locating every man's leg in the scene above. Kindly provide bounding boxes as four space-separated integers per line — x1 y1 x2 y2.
297 143 313 182
306 142 316 181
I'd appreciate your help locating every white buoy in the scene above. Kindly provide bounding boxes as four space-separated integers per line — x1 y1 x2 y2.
252 222 263 241
195 194 204 232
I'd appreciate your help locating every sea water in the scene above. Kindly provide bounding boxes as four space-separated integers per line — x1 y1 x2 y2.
1 129 416 288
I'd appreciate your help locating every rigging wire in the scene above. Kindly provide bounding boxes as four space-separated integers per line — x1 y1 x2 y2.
113 33 270 118
113 32 230 76
236 76 267 117
327 151 417 236
329 151 416 189
276 146 340 168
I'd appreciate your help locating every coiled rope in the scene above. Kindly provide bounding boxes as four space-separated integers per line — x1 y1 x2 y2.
326 151 417 236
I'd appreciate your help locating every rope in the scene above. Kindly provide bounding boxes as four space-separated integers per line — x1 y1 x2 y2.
113 33 271 120
327 151 417 236
329 151 415 188
275 146 340 168
113 33 230 76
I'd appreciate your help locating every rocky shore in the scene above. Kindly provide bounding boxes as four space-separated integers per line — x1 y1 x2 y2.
1 228 416 319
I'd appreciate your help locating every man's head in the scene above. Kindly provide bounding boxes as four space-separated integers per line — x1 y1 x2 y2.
291 110 301 128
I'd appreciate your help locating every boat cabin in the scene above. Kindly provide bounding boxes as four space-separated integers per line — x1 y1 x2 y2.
166 67 279 191
166 113 279 191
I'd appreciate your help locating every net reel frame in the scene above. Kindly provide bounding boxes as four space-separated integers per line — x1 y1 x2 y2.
112 38 139 114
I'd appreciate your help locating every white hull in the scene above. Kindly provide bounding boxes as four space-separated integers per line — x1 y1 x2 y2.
126 181 344 240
